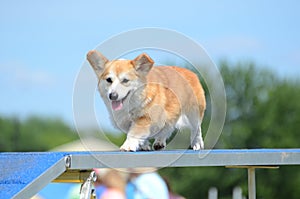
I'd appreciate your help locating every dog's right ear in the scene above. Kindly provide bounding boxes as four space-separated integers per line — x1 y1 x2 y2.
87 50 108 77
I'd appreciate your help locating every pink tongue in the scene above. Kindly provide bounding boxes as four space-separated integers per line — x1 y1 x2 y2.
112 100 123 111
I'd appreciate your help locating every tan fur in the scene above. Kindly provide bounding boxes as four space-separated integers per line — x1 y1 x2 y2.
87 50 206 151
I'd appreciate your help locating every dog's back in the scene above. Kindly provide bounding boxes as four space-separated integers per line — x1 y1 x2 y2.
147 66 206 121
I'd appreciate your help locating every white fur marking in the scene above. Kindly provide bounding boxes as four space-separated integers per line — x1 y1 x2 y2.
175 114 190 129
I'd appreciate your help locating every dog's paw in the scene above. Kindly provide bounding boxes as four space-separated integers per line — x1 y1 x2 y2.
140 141 151 151
120 138 141 152
120 143 138 152
140 145 151 151
153 141 166 150
192 140 204 150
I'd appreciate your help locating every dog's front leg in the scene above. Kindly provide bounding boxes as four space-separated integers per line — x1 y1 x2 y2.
120 120 151 152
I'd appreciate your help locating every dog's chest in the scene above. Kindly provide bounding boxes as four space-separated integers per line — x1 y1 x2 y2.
110 109 132 133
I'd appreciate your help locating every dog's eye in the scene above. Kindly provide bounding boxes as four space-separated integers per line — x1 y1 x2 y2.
122 78 129 84
106 77 113 83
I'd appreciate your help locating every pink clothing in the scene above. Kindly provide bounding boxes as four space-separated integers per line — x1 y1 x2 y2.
100 188 126 199
169 193 186 199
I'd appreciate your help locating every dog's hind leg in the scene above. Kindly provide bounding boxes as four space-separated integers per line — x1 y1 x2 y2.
190 123 204 150
186 106 205 150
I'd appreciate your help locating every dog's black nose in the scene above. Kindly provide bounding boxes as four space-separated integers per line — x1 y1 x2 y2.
109 92 118 100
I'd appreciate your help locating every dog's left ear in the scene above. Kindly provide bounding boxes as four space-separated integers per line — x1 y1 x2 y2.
133 53 154 76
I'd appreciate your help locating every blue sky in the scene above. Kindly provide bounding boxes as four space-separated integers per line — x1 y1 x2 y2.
1 0 300 129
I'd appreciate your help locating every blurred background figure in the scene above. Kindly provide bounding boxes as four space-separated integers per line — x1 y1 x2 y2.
163 177 186 199
126 168 169 199
94 168 126 199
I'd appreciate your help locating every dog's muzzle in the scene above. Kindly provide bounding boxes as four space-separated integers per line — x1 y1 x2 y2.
109 92 118 101
109 91 131 111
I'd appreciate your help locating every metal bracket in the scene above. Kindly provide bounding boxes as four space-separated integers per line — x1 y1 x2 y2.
80 171 97 199
226 165 279 199
64 155 72 168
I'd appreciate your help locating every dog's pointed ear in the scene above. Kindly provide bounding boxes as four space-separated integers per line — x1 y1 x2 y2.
87 50 108 77
133 53 154 76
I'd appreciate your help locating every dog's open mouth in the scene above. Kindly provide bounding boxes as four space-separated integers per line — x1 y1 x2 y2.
111 91 131 111
111 100 123 111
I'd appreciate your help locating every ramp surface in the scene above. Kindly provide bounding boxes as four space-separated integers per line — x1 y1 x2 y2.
1 149 300 199
0 152 67 199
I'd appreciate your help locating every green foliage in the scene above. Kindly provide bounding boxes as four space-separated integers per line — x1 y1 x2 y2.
161 167 247 199
0 116 78 152
0 117 16 151
160 61 300 199
219 61 300 149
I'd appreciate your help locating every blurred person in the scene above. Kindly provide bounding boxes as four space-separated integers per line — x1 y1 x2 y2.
126 168 169 199
94 168 126 199
163 177 186 199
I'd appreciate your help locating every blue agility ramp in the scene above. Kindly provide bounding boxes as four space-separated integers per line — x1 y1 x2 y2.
1 149 300 199
0 152 68 199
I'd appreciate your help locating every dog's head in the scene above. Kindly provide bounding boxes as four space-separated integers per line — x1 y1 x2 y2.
87 50 154 111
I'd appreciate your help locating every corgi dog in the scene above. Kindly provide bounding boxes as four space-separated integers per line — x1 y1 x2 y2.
87 50 206 151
